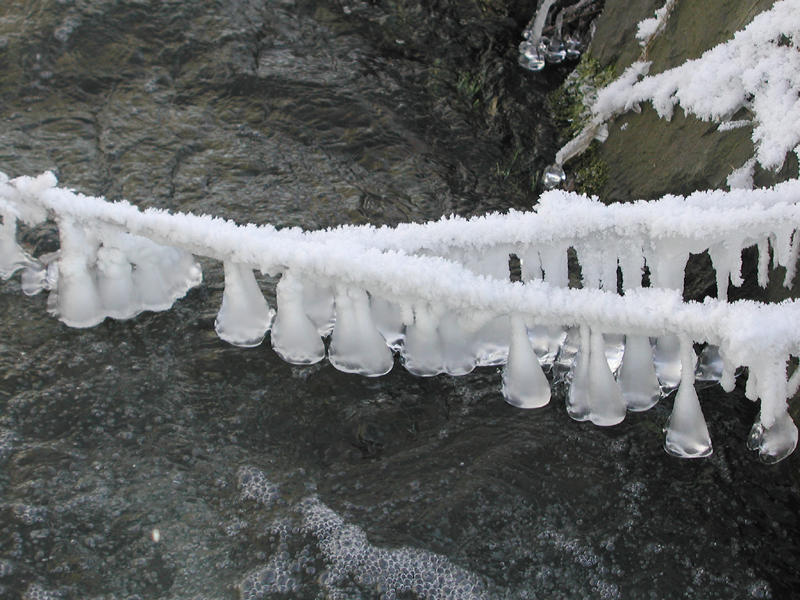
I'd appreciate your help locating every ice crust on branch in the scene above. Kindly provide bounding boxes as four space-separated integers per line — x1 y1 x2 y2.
1 171 799 462
555 0 800 175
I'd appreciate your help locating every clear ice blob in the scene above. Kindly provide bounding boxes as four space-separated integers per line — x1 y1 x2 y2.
0 213 38 280
502 314 551 409
519 52 546 71
618 334 660 412
565 37 581 60
747 411 798 464
653 333 682 391
664 337 712 458
542 164 566 190
270 273 325 365
552 326 580 385
402 304 444 376
545 38 566 63
525 320 566 368
215 261 273 347
604 333 625 375
568 326 626 426
328 286 393 377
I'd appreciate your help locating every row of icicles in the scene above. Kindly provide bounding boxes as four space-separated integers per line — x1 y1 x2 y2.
0 213 795 463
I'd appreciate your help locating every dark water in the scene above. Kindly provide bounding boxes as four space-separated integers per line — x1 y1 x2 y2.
1 1 799 599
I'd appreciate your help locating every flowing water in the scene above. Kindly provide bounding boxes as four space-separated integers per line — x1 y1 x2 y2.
0 1 799 599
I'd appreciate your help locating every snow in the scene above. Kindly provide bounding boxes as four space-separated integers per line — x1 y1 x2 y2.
1 167 799 461
635 0 677 47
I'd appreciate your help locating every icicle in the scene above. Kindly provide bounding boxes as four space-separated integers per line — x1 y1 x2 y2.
653 334 681 391
439 313 477 376
0 212 41 280
719 346 737 392
773 226 797 287
756 238 770 288
328 286 393 377
303 281 335 337
747 360 798 463
125 237 201 312
462 245 512 280
539 245 569 288
618 248 644 291
370 296 405 352
709 239 744 301
568 326 626 426
215 261 273 347
270 273 325 365
49 217 104 328
745 368 758 401
520 248 543 282
502 314 551 409
664 336 712 458
552 326 580 384
402 304 444 377
782 231 799 288
619 335 660 411
95 245 137 320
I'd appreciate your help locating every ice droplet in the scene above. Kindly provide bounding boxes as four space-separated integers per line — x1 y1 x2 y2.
747 412 798 464
270 273 325 365
664 337 712 458
215 261 273 348
502 314 551 409
542 164 566 190
619 335 660 412
568 326 626 426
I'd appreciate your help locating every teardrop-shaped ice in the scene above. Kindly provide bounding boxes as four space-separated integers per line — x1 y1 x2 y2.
502 314 551 409
328 286 393 377
439 313 476 376
402 304 444 377
215 261 273 347
653 334 682 391
96 245 137 320
51 218 104 328
619 334 660 412
568 326 626 425
553 326 580 385
664 337 712 458
270 273 325 365
747 411 798 464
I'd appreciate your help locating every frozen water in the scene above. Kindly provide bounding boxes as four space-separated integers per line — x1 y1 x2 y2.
502 314 551 409
215 261 274 347
473 314 510 367
664 338 712 458
270 273 325 365
695 344 724 385
439 312 478 376
370 295 405 351
619 335 660 412
653 334 682 392
542 164 566 190
747 411 799 464
329 286 394 376
402 304 445 377
568 326 626 426
303 280 336 337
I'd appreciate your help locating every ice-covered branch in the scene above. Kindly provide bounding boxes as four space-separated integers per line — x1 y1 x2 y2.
1 171 799 462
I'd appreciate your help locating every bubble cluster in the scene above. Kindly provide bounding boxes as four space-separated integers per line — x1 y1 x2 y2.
237 466 491 599
23 583 63 600
237 466 281 508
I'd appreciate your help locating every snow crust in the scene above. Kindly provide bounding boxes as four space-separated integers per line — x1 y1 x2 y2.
1 170 799 462
561 0 800 174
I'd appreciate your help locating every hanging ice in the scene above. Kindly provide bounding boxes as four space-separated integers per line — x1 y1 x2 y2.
402 304 444 377
619 335 660 411
664 337 712 458
328 286 393 376
270 273 325 365
215 261 273 347
502 314 551 409
567 325 627 426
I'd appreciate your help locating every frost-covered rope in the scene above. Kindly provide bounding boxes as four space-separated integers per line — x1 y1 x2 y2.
1 171 799 463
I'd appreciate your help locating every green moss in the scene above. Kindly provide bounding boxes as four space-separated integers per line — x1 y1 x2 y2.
571 142 609 198
548 54 615 138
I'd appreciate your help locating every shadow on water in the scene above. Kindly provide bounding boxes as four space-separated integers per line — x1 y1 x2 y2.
0 1 799 599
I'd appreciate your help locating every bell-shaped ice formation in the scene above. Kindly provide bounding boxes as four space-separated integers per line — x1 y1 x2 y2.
619 335 660 411
127 237 202 312
328 286 393 377
502 314 551 409
95 245 137 320
438 313 477 376
653 334 682 391
473 314 510 367
215 261 273 347
49 218 104 328
664 337 712 458
695 344 724 386
568 326 626 426
270 273 325 365
748 411 799 464
402 304 444 376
